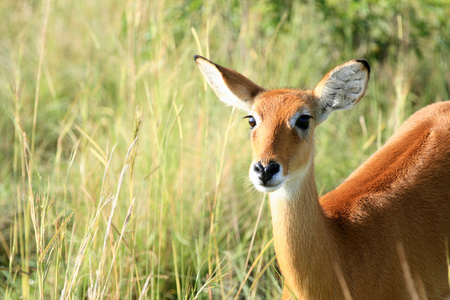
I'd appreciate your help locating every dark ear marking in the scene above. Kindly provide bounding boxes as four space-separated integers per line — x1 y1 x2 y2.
355 59 370 74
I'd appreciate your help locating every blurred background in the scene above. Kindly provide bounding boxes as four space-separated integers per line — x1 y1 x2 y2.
0 0 448 298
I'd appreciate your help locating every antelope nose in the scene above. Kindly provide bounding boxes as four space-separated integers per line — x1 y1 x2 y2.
253 161 280 184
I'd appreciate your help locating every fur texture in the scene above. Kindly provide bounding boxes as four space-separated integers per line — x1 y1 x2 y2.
194 55 450 300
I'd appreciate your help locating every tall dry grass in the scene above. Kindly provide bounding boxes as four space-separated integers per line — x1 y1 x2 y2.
0 0 448 299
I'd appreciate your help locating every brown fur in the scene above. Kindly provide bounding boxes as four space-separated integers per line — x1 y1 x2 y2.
194 56 450 299
318 102 450 300
252 90 450 299
265 98 450 299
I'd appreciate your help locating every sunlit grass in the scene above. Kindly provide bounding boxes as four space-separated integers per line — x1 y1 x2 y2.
0 0 448 299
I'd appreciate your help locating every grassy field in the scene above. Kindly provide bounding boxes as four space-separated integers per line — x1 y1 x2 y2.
0 0 448 299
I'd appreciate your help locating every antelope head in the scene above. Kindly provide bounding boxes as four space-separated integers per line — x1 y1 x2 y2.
194 56 370 194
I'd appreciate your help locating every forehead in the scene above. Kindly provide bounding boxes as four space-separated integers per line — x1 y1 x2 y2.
252 89 314 119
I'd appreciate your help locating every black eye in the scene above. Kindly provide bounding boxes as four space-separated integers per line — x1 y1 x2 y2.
295 115 312 130
245 115 257 128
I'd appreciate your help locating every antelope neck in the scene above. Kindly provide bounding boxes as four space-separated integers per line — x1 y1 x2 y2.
269 163 342 298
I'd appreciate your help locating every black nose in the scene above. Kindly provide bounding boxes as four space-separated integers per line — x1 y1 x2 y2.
253 161 280 184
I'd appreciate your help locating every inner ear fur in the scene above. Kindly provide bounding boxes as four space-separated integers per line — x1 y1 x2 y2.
313 59 370 123
194 55 265 111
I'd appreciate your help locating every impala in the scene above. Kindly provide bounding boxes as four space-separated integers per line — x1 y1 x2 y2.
194 55 450 299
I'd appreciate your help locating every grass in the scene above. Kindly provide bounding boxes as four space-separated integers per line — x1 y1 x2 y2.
0 0 448 299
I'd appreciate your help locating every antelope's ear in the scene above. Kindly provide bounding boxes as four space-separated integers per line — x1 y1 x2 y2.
194 55 265 112
313 59 370 123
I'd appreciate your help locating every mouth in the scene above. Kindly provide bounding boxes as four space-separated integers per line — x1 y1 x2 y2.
251 178 285 193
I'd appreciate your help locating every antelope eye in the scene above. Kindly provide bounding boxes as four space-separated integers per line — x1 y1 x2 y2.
295 115 312 130
246 116 257 128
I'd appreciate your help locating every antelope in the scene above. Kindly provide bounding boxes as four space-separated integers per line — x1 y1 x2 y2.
194 55 450 299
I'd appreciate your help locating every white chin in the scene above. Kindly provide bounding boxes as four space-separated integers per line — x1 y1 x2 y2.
252 181 284 193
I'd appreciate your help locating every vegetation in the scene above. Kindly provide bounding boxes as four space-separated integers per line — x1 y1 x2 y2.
0 0 448 298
